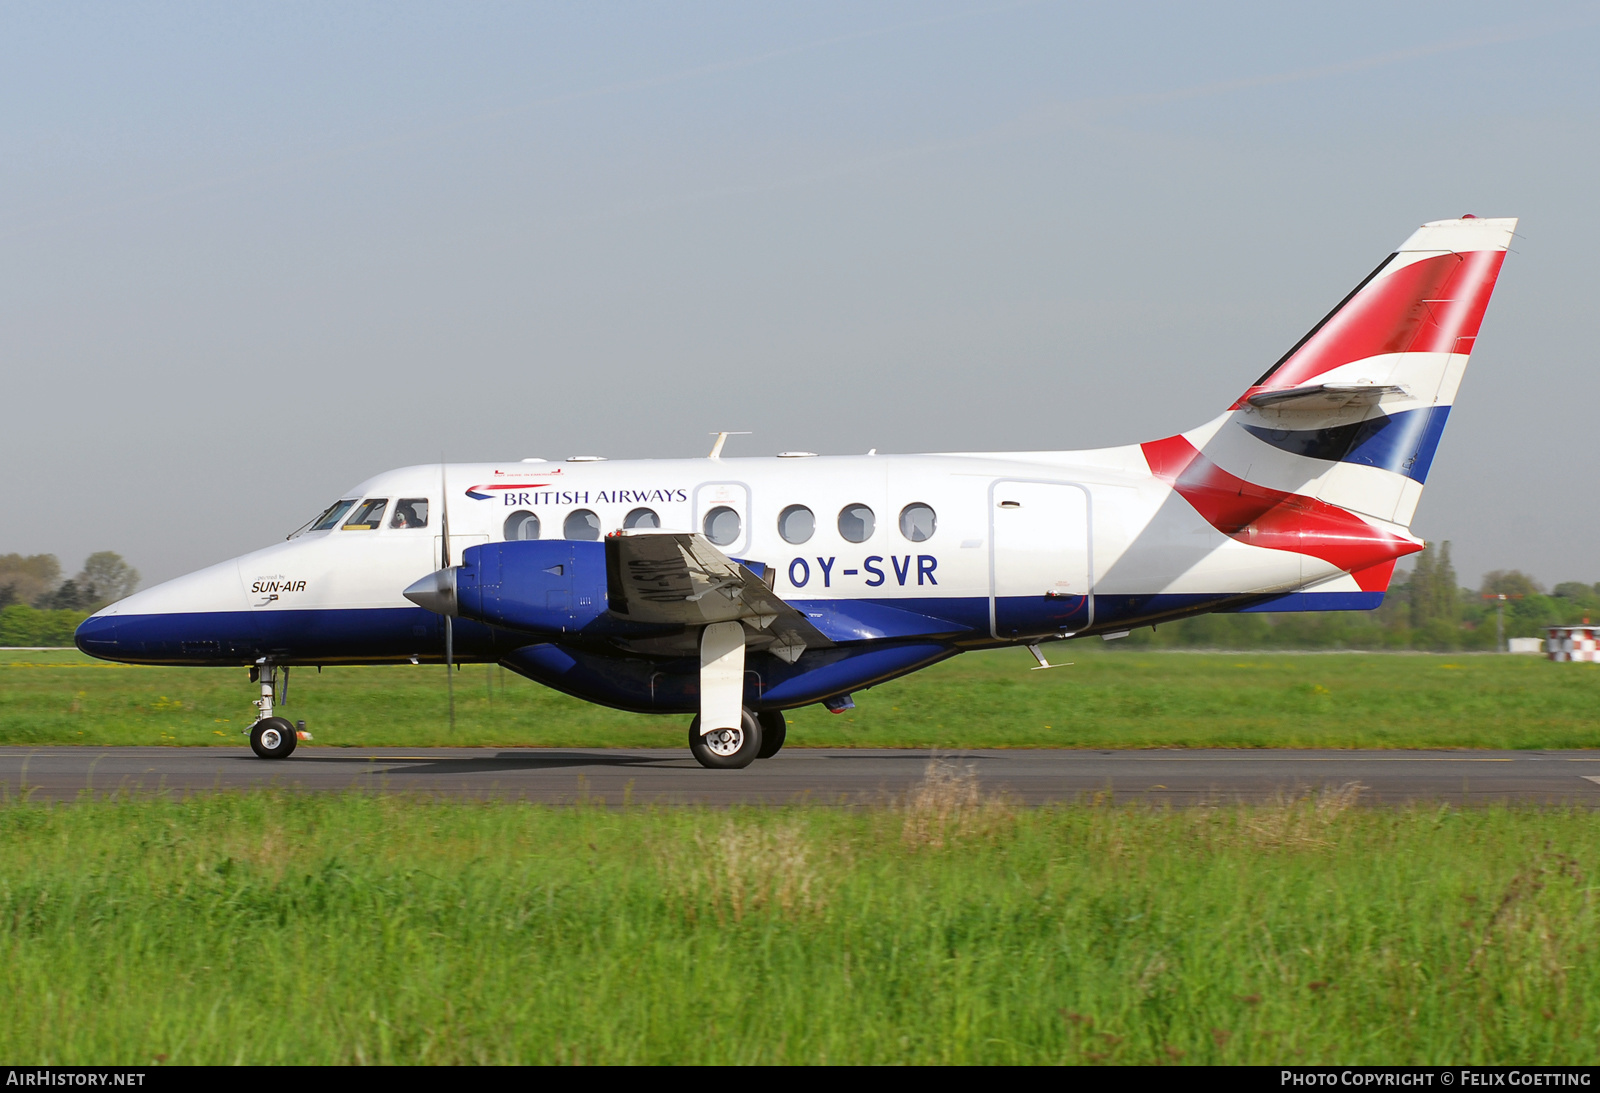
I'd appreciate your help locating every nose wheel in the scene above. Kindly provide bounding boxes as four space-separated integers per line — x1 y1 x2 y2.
246 662 302 759
250 716 298 759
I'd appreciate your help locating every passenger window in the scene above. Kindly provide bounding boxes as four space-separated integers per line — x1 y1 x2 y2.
899 503 936 543
342 499 388 530
624 507 660 530
310 500 356 532
704 506 741 546
778 504 814 544
838 503 875 543
390 498 430 529
505 511 541 540
564 510 601 541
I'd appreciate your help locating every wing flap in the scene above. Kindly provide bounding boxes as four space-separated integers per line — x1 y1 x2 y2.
606 530 833 659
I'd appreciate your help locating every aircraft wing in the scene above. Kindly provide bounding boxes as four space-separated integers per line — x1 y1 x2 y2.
605 530 834 663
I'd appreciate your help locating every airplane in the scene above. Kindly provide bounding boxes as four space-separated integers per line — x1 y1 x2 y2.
75 215 1516 768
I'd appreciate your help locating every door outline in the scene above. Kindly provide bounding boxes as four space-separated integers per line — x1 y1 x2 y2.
987 478 1095 640
693 480 753 557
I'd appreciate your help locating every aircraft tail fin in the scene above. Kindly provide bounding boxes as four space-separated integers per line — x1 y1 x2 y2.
1139 215 1516 602
1224 214 1516 527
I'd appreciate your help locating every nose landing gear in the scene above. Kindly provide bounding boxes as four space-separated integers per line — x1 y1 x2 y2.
247 662 299 759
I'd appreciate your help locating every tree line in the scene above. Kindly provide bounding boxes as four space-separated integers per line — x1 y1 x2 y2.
0 552 140 647
1120 542 1598 651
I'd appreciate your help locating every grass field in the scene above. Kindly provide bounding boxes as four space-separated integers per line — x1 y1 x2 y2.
3 647 1599 751
1 778 1596 1064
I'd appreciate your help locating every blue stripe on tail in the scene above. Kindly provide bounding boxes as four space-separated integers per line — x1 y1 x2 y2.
1242 406 1450 483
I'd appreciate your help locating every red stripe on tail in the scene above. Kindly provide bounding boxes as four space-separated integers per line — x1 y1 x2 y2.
1141 435 1422 574
1233 249 1505 407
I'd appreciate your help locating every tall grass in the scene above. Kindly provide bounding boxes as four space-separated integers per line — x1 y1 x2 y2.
4 648 1600 750
2 767 1597 1063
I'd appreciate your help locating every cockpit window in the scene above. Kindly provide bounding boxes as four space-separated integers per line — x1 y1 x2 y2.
342 499 388 530
309 500 356 532
390 498 430 529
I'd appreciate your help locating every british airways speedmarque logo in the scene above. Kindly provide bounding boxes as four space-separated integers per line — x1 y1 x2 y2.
465 482 551 500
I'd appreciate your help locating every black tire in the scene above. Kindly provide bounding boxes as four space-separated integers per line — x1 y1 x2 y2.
250 716 298 760
756 710 787 759
688 708 762 769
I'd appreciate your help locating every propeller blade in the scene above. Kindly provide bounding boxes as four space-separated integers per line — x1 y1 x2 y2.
441 456 454 732
445 615 455 734
440 457 452 569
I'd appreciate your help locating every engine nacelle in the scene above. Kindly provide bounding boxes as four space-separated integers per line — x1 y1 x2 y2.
455 540 609 635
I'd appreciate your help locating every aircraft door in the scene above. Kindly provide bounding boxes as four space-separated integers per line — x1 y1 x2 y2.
989 480 1093 640
694 481 751 557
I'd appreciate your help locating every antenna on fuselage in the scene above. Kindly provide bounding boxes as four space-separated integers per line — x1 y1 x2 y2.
708 431 751 459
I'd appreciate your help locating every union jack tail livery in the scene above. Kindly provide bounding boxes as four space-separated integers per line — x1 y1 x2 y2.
1139 215 1516 609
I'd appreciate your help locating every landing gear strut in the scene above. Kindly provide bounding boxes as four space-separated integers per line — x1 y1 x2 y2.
247 662 298 760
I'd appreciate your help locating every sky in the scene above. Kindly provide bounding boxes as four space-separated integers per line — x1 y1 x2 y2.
3 1 1598 589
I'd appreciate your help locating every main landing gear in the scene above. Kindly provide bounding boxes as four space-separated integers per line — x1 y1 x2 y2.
690 622 787 769
247 662 300 760
687 707 788 769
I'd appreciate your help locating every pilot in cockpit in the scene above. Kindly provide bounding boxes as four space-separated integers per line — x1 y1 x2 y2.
391 499 429 529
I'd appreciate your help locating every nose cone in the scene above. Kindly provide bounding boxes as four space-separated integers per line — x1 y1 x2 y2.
75 614 119 658
404 568 457 615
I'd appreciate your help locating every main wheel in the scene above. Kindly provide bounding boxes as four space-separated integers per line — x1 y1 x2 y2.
250 716 298 760
756 710 787 759
688 708 762 769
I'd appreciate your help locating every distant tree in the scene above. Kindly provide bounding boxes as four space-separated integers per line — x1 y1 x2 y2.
36 579 95 611
1553 582 1600 610
0 554 61 607
1481 570 1544 598
0 584 14 610
1409 545 1438 629
1433 542 1460 622
75 552 139 607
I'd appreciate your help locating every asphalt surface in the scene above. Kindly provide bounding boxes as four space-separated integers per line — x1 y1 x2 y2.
4 746 1600 806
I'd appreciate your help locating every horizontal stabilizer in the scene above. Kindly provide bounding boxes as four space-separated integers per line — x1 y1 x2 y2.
605 530 833 663
1246 383 1407 411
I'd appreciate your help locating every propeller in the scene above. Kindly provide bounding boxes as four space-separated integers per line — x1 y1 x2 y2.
441 458 455 734
402 460 458 733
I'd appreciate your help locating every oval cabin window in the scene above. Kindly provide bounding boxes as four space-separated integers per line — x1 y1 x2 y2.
624 507 660 530
504 511 540 540
564 510 601 541
703 506 741 546
838 503 875 543
899 503 936 543
778 504 814 544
